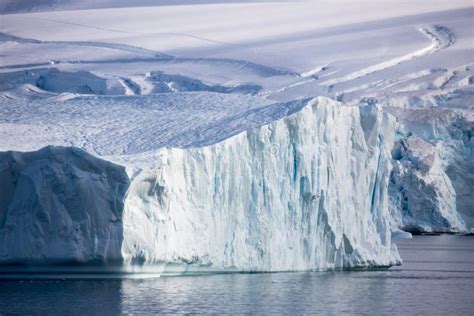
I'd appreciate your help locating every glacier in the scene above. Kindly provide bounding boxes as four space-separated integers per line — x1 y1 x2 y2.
0 97 400 272
387 107 473 232
0 0 472 275
389 136 466 233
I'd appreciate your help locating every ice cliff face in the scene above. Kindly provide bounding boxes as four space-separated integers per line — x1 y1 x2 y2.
389 136 466 232
386 107 473 232
0 98 400 271
0 146 129 264
122 97 399 272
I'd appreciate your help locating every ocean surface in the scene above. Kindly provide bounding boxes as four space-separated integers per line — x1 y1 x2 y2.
1 235 473 315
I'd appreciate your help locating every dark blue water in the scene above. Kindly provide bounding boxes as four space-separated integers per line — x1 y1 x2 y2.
1 235 473 315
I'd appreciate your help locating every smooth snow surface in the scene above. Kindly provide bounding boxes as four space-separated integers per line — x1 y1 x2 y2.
0 0 473 270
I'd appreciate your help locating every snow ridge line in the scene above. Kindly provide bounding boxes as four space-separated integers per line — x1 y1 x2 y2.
320 25 456 86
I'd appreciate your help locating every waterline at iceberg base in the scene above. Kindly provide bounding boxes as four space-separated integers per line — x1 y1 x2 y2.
0 97 401 275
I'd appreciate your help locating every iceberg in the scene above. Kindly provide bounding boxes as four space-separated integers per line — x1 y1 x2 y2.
0 146 129 264
122 98 400 272
0 97 400 273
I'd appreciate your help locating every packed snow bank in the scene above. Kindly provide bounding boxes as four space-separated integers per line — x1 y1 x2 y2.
0 97 400 271
0 146 129 264
121 97 400 272
387 107 473 232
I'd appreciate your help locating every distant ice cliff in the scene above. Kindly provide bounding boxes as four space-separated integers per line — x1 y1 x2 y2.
387 107 473 233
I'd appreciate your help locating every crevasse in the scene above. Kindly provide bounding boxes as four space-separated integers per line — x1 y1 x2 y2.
121 97 400 273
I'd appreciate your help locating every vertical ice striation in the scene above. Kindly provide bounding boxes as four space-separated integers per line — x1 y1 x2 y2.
122 97 400 272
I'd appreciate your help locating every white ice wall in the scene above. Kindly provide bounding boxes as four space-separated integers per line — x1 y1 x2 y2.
0 98 400 271
122 97 400 272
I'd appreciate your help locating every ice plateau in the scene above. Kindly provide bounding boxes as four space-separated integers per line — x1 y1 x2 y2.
0 98 400 272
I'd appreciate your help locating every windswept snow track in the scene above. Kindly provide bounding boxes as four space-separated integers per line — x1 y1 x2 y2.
322 25 456 86
0 32 296 77
0 32 172 60
423 25 456 50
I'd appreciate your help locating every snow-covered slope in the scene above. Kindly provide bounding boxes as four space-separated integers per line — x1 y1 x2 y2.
0 1 471 102
0 98 400 271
